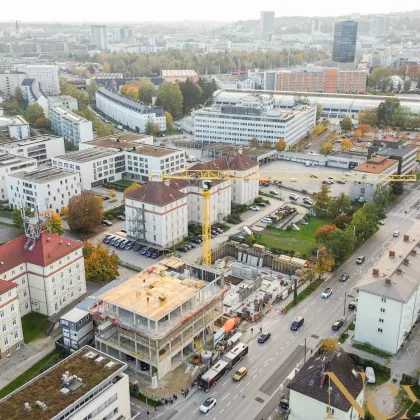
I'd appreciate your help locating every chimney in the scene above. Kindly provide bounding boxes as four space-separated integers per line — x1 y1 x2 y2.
389 250 395 257
404 235 410 242
320 374 327 388
372 268 379 276
385 278 392 285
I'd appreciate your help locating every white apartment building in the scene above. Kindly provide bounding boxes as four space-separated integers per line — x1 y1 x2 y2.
0 72 26 97
96 87 166 133
0 135 65 165
354 227 420 355
0 232 86 319
50 106 93 145
210 74 255 90
80 133 185 182
0 280 24 359
14 64 60 95
52 147 123 190
91 25 108 51
0 114 30 140
349 156 399 203
94 259 224 379
194 92 316 147
7 166 82 213
0 346 131 420
0 154 37 200
125 181 188 247
288 350 364 420
47 95 78 113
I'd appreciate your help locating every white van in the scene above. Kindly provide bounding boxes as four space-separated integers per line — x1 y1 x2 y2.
289 193 299 201
187 156 197 163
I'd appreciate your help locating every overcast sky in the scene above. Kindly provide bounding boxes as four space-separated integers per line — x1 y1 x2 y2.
3 0 419 22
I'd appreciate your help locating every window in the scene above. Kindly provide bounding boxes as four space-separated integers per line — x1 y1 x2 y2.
378 328 383 333
380 308 385 313
2 325 6 332
0 311 3 318
14 331 19 339
10 305 14 312
379 318 384 323
12 319 16 326
4 337 8 346
25 302 29 309
381 297 387 302
22 277 26 284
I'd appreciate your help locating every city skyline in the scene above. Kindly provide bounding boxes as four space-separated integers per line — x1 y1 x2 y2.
1 1 420 22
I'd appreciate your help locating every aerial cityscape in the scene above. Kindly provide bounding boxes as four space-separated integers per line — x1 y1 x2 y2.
1 5 420 420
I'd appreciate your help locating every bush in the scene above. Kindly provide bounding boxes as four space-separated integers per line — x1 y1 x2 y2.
103 205 125 220
227 214 242 224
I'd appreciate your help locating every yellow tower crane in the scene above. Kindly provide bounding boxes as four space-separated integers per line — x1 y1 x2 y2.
154 170 416 266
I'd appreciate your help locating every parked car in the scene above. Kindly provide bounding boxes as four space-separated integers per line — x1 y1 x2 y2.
348 300 358 310
250 206 261 211
119 240 128 249
332 320 344 331
133 243 142 252
109 237 118 246
140 361 149 371
356 255 366 264
300 219 309 225
103 236 113 244
340 273 350 282
290 316 304 331
211 230 219 235
200 397 217 413
269 190 279 195
258 332 271 343
125 241 134 250
191 238 202 244
321 288 332 299
337 179 346 184
365 367 376 384
310 173 318 178
177 247 187 253
233 367 248 381
102 219 113 226
103 196 110 201
126 355 134 362
113 238 122 247
393 230 400 237
378 220 385 225
215 227 223 234
145 248 155 257
303 197 313 205
152 249 163 259
289 193 299 200
188 242 196 248
121 229 127 234
117 215 126 221
261 218 272 224
139 246 148 254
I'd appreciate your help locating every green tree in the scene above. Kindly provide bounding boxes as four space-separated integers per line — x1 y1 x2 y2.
324 226 356 263
156 83 183 119
358 109 378 127
351 205 378 242
263 140 272 149
313 247 335 279
138 79 156 104
301 267 315 284
314 224 337 243
314 184 331 217
320 141 334 155
87 80 99 103
316 104 323 120
59 78 89 110
146 122 161 136
83 241 120 283
67 193 103 233
327 193 352 219
165 111 173 129
340 117 352 133
390 181 404 196
373 184 391 217
24 103 45 124
197 77 218 104
394 106 411 129
377 97 401 127
13 87 25 107
43 211 65 235
12 207 32 229
249 137 259 147
178 79 202 115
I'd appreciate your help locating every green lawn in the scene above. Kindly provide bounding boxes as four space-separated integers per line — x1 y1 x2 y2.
352 342 392 358
113 179 136 188
0 350 65 398
256 235 315 256
21 313 49 343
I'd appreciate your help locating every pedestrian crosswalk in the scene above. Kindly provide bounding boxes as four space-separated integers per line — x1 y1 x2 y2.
387 211 419 222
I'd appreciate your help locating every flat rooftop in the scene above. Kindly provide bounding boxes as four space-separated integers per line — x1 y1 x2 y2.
355 220 420 303
100 264 207 320
353 156 398 174
0 154 36 167
48 95 78 103
51 106 88 123
376 146 416 157
0 346 125 420
93 72 123 79
0 135 62 148
8 166 76 183
162 70 198 77
54 147 120 163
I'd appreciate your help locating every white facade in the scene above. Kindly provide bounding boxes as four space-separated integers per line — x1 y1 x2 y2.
46 95 78 117
0 115 30 139
96 87 166 133
61 307 93 351
289 388 364 420
0 72 26 97
50 106 93 145
14 64 60 95
91 25 108 51
0 154 37 200
0 135 65 164
7 167 82 213
230 167 259 205
211 75 256 90
0 282 24 358
194 100 316 147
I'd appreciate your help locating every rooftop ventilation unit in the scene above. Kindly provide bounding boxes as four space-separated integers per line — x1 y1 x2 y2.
85 351 97 359
95 356 105 363
35 400 47 410
105 361 116 369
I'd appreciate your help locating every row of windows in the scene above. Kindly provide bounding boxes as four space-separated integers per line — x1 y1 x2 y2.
3 330 20 346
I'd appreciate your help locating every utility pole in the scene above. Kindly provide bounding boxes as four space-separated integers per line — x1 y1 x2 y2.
304 337 307 364
343 292 347 317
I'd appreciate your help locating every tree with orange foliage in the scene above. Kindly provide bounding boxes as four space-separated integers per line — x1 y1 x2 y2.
321 338 339 353
358 124 371 134
275 139 287 151
354 129 363 141
41 211 64 235
341 138 354 151
263 140 272 149
120 84 139 100
108 189 116 199
83 241 120 283
315 224 337 243
123 183 141 198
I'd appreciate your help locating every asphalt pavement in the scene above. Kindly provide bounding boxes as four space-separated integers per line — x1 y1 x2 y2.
151 184 420 420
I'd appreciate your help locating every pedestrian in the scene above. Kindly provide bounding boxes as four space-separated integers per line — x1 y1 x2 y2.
181 388 184 397
186 388 189 396
147 410 150 417
165 398 168 405
260 326 262 333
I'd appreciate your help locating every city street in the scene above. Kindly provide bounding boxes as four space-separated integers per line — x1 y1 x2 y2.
151 185 420 420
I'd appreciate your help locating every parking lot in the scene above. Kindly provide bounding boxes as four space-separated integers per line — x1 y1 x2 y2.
260 160 351 197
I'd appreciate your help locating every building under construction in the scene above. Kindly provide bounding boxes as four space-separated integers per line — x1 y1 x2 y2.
93 258 226 379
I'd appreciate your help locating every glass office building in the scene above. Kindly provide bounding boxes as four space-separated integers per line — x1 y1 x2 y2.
332 21 358 63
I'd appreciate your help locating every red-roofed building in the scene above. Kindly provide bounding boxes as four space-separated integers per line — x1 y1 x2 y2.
0 279 22 359
0 232 86 323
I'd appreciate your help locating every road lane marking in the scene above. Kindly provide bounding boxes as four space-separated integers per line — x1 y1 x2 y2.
221 393 230 401
234 395 238 400
281 346 284 350
220 409 224 414
282 326 287 331
276 351 279 356
240 387 245 393
236 382 241 388
260 345 266 351
250 355 256 362
302 308 307 313
227 402 231 407
222 379 229 386
251 369 257 375
317 308 321 312
286 340 290 345
309 316 313 322
193 408 199 413
273 334 278 339
246 381 250 386
310 301 315 306
290 336 295 340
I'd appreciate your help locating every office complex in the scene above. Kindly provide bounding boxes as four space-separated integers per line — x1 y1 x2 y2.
260 11 275 41
94 259 225 379
7 166 82 213
371 15 387 36
49 106 93 145
332 21 358 63
194 91 316 147
96 87 166 133
0 346 131 420
268 67 367 94
14 64 60 95
90 25 108 51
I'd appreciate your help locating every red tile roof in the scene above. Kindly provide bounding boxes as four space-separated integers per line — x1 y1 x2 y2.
127 182 187 207
0 232 83 275
190 152 258 172
0 279 17 295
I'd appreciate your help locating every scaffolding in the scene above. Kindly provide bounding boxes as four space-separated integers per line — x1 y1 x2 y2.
127 205 146 243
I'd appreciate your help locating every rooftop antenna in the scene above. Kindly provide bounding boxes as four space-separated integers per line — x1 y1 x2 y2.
21 200 51 251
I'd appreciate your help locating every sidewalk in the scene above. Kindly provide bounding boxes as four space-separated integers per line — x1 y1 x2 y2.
0 336 56 391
